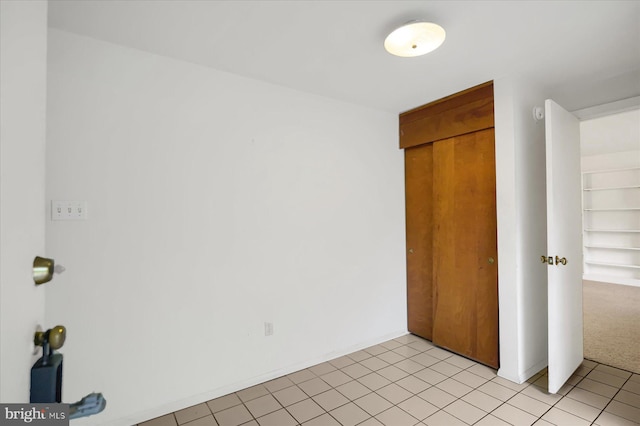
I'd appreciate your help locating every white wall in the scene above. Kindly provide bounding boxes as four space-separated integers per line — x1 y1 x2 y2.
494 75 549 383
582 149 640 171
0 1 48 403
45 29 406 425
580 108 640 157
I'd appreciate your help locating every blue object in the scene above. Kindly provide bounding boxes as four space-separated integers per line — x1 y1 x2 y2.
30 352 63 403
69 393 107 420
29 332 106 419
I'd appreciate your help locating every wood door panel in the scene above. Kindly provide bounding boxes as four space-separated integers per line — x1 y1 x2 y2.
405 145 434 339
400 97 494 149
432 129 499 368
474 130 499 368
399 81 494 149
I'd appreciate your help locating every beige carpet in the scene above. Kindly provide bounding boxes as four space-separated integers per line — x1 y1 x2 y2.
583 280 640 374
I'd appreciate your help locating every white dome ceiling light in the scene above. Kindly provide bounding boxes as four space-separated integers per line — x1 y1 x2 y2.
384 21 446 57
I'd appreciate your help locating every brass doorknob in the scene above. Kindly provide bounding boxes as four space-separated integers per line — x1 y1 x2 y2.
34 325 66 350
488 257 495 264
408 248 414 254
555 256 567 266
541 255 554 265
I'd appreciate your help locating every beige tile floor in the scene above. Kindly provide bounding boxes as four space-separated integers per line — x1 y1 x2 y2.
139 334 640 426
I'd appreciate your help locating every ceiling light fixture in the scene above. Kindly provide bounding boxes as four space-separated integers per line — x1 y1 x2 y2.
384 21 446 57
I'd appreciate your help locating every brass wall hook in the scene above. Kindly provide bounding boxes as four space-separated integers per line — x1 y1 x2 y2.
33 256 65 285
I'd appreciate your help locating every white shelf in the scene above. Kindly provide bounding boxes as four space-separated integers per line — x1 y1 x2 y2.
585 245 640 251
584 229 640 233
585 261 640 269
584 208 640 211
583 166 640 175
583 185 640 191
582 163 640 283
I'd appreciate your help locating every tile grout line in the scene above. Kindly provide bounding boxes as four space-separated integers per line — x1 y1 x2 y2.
425 363 502 425
596 374 635 425
312 343 527 426
308 340 440 426
353 348 503 425
469 363 583 426
562 367 608 426
367 343 484 425
314 342 426 426
504 362 638 426
532 367 595 426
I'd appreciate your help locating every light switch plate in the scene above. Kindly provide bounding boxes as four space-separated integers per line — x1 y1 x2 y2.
52 200 87 221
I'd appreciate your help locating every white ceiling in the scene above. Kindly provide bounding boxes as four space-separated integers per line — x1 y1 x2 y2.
48 0 640 114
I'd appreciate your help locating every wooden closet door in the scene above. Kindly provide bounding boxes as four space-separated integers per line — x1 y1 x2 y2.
432 128 499 368
405 144 434 339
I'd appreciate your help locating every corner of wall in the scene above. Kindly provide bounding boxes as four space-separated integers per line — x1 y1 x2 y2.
494 75 550 384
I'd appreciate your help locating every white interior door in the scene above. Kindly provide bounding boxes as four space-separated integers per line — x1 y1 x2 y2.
545 99 584 394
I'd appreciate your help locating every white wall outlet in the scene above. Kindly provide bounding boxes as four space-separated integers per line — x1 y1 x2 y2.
264 322 274 336
52 200 87 221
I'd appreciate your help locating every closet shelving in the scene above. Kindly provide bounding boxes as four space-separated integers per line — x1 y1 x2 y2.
582 166 640 284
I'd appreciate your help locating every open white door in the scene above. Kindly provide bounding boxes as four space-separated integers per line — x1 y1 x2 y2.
545 99 584 394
